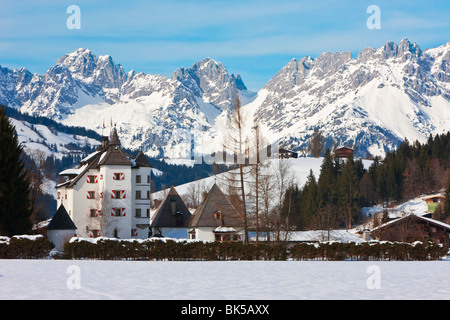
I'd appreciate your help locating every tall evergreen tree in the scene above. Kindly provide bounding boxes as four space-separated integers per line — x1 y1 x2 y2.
302 169 319 229
340 154 359 229
0 105 32 236
318 149 337 208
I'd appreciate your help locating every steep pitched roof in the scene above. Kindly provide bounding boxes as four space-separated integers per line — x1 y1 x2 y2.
150 186 192 228
57 128 135 189
47 205 77 230
97 147 133 166
109 126 121 146
188 183 245 228
134 150 151 167
371 213 450 233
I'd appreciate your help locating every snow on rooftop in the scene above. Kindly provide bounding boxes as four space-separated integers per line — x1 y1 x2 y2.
59 164 88 176
81 150 100 163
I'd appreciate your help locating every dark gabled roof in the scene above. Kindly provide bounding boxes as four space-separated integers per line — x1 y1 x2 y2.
97 147 133 166
57 129 135 189
47 205 77 230
188 183 245 228
150 186 192 228
134 150 151 167
371 213 450 233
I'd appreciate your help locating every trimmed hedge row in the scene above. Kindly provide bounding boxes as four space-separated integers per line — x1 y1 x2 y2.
0 236 54 259
61 238 288 261
61 238 449 261
0 235 447 261
290 241 449 261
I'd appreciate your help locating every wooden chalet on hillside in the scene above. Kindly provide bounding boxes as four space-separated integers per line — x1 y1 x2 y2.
370 214 450 246
279 148 298 159
332 146 354 159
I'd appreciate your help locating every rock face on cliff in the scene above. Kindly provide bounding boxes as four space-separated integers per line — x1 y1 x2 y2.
1 39 450 158
248 39 450 157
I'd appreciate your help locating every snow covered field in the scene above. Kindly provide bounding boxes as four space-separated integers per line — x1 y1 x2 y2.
1 259 449 300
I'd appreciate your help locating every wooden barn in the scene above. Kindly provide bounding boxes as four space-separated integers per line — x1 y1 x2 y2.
370 214 450 246
279 148 298 159
332 146 354 159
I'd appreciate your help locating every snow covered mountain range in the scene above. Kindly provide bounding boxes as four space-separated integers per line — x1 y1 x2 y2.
1 38 450 159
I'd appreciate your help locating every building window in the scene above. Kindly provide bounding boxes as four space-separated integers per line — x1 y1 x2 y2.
147 175 150 183
111 207 126 216
87 191 95 199
146 208 150 217
90 209 97 217
136 208 141 217
87 227 99 238
136 175 141 183
147 191 150 199
136 190 141 199
87 175 97 183
175 213 184 227
113 172 124 180
112 190 125 199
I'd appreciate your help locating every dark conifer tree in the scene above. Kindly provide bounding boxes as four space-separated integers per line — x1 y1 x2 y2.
318 149 337 208
0 105 32 236
340 154 360 229
301 169 319 229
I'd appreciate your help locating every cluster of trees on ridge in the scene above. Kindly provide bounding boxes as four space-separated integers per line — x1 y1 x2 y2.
281 133 450 232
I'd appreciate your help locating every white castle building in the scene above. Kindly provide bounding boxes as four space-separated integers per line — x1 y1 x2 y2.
55 127 152 239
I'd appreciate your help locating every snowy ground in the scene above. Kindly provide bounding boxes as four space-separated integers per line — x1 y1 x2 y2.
1 259 449 300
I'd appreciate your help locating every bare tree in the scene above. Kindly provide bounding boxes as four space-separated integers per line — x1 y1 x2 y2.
93 189 120 238
311 204 341 241
247 122 269 243
27 149 48 224
271 158 295 242
258 162 275 242
223 96 250 243
186 179 208 208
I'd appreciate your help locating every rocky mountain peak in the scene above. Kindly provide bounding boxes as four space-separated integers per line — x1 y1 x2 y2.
56 48 97 79
172 57 247 111
2 40 449 159
253 39 450 158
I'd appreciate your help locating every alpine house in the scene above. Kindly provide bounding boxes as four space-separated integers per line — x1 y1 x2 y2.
55 127 152 239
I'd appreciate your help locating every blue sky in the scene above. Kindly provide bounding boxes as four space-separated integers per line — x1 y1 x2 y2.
0 0 449 91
